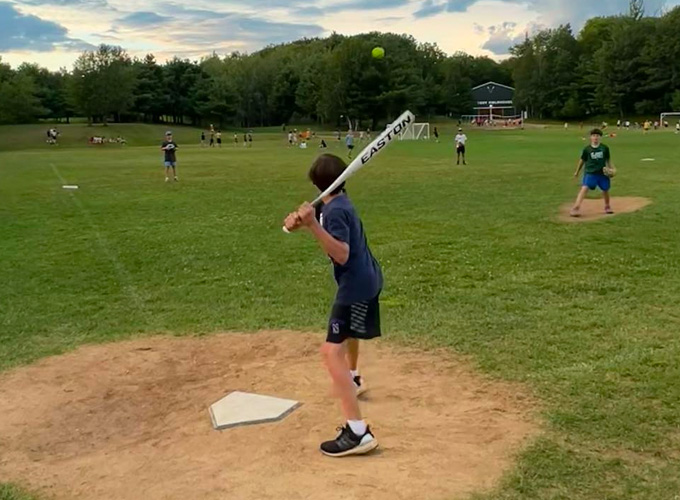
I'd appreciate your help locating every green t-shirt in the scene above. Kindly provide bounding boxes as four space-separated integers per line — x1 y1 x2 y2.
581 144 610 174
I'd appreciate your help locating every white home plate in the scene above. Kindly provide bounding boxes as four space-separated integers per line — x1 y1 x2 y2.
209 391 300 430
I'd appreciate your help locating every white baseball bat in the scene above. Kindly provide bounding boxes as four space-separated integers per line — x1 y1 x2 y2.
283 110 415 233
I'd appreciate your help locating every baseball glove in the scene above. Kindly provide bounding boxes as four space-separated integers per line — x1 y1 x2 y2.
603 166 617 178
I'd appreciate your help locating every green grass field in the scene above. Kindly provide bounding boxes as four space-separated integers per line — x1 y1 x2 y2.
2 122 680 499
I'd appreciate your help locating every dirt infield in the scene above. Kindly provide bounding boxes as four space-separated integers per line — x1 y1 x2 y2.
558 196 652 223
0 332 538 500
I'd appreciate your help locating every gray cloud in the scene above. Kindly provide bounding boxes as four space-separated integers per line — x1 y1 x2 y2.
327 0 410 12
13 0 107 6
414 0 445 18
117 4 324 48
412 0 676 26
413 0 479 18
0 1 92 51
118 11 172 27
481 22 524 55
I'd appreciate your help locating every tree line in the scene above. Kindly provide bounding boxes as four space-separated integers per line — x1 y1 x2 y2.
510 2 680 119
2 0 679 127
0 33 511 128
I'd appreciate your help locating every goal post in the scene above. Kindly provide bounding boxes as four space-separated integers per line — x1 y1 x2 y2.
660 112 680 125
399 122 430 140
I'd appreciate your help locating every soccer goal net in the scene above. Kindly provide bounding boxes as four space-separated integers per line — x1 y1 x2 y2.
399 122 430 140
660 112 680 125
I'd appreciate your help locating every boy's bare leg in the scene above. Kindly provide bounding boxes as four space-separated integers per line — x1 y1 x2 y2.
572 186 588 214
346 338 367 395
346 338 359 371
321 342 361 420
603 190 613 213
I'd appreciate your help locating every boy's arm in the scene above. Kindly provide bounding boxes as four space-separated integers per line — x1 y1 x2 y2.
297 203 349 265
606 147 612 169
574 159 584 177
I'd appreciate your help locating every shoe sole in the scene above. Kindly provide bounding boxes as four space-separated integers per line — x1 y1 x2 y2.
321 438 379 458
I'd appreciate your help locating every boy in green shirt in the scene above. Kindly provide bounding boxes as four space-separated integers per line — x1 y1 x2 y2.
571 129 615 217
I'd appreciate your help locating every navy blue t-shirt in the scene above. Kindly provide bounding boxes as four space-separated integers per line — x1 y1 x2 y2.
321 194 382 305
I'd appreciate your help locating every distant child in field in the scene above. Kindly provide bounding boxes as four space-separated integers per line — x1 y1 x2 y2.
233 132 239 145
288 131 294 147
676 122 680 134
247 131 253 147
283 154 382 457
319 139 328 149
201 132 206 147
46 128 58 145
216 130 222 148
454 128 467 165
210 130 215 147
570 128 615 217
345 132 355 159
433 126 439 143
161 131 178 182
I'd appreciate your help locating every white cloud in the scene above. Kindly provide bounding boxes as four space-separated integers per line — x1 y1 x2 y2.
3 0 680 69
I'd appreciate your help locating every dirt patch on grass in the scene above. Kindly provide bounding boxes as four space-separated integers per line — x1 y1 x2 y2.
0 332 538 500
558 196 652 223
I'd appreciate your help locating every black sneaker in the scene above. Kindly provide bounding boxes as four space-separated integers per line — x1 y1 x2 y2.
353 375 367 396
320 425 378 457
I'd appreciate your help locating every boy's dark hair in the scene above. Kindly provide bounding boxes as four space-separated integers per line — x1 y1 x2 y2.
309 154 347 194
590 128 603 136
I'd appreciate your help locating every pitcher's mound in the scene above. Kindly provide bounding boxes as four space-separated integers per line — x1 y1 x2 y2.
0 332 538 500
558 196 651 223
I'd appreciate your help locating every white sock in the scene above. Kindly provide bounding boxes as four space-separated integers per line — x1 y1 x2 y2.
350 370 359 379
347 419 367 436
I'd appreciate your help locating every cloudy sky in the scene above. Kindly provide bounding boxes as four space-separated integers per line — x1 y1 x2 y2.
1 0 677 70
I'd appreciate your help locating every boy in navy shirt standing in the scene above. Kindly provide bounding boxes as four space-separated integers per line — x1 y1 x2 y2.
284 154 381 457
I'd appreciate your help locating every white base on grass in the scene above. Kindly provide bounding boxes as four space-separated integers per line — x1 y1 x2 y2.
209 391 300 430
